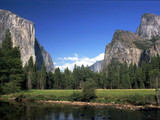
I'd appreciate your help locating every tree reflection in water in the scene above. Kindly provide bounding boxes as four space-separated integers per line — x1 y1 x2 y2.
0 101 160 120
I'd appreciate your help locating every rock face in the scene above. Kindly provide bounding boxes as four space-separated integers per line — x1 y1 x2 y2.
0 9 54 72
136 13 160 39
35 39 54 72
103 13 160 71
90 60 103 72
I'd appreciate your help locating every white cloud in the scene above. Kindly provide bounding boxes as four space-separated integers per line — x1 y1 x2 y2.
58 53 79 61
56 53 104 71
74 53 78 57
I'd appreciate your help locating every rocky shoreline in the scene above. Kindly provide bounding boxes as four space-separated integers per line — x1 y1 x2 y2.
1 97 160 111
37 100 160 111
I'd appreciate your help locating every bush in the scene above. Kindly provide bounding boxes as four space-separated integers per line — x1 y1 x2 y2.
120 94 155 105
69 78 97 102
92 98 106 103
105 96 118 103
14 94 26 102
104 94 156 105
69 92 83 101
82 78 97 102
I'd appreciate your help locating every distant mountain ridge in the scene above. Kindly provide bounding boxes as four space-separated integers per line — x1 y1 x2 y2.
90 60 103 72
0 9 54 72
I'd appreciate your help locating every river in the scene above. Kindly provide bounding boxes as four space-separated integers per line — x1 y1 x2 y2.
0 100 160 120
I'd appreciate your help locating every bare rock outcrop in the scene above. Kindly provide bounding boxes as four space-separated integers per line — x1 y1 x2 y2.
136 13 160 39
103 30 143 69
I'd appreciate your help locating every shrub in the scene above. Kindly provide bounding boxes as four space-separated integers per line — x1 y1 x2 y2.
125 94 155 105
82 78 97 102
93 98 106 103
69 78 97 102
105 96 118 103
69 92 83 101
14 94 26 102
105 94 156 105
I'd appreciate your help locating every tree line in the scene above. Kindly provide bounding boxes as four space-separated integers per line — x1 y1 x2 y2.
44 58 160 90
0 30 160 95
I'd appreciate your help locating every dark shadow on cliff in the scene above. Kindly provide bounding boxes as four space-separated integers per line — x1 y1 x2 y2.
35 38 44 70
138 49 151 67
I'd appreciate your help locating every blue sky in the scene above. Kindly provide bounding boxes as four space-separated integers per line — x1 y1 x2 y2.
1 0 160 70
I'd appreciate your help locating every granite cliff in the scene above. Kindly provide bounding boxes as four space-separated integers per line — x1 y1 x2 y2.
136 13 160 39
102 13 160 71
0 9 54 72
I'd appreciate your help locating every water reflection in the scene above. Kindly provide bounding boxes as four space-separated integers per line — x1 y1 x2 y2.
0 100 160 120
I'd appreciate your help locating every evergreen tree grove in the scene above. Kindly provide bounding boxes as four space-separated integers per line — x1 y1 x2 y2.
0 30 23 94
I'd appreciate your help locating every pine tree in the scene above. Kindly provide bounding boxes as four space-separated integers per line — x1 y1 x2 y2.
99 71 107 89
46 71 54 89
64 67 74 89
73 64 81 89
40 62 47 89
32 62 39 89
54 67 62 89
135 67 145 88
0 30 23 94
122 73 131 89
119 62 130 89
27 56 34 89
2 29 12 51
107 61 120 89
129 64 136 89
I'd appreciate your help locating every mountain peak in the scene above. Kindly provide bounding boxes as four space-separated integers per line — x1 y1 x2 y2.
142 13 159 18
136 13 160 39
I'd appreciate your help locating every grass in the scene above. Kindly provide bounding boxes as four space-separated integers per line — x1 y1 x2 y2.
97 89 155 97
10 89 156 97
1 89 157 105
14 89 81 97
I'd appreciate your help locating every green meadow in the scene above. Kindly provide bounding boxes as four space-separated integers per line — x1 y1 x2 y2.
1 89 155 105
11 89 155 97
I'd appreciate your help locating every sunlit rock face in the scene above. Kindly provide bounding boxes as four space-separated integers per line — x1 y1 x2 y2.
102 13 160 71
103 30 143 69
0 9 54 72
136 13 160 39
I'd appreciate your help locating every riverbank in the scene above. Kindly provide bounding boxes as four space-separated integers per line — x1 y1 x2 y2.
1 97 160 111
0 89 159 111
37 100 160 111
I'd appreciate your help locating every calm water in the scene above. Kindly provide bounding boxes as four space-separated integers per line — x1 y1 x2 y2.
0 100 160 120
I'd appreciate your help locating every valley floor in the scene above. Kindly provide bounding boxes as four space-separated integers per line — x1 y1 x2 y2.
1 89 160 110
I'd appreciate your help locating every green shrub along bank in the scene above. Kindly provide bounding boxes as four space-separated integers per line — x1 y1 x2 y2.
104 94 155 105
